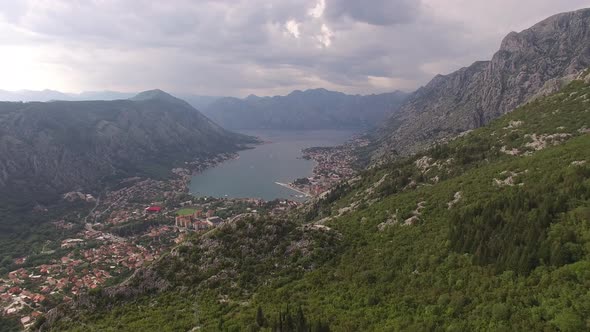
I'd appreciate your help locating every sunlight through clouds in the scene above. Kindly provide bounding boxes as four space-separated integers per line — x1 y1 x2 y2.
308 0 326 18
0 0 587 96
316 24 334 48
285 19 301 38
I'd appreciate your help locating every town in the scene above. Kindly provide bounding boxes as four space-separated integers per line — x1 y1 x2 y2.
289 135 369 196
0 184 302 329
0 141 359 329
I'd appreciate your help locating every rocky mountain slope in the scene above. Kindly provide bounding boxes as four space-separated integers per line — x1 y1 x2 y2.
202 89 408 130
46 73 590 331
0 89 252 208
374 8 590 158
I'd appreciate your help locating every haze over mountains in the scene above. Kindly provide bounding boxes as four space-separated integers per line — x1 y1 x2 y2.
0 90 134 102
0 90 220 112
201 89 408 130
0 88 409 131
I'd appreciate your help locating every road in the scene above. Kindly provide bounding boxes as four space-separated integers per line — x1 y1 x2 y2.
85 221 127 243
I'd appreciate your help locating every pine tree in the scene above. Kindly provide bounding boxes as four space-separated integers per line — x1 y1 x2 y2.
256 306 267 328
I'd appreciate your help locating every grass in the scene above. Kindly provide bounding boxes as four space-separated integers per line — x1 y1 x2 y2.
176 208 197 216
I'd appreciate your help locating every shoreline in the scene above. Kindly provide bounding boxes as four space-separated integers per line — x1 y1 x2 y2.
275 182 312 197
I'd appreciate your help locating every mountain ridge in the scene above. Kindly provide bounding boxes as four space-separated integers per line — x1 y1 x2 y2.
0 92 252 209
373 7 590 159
202 89 409 130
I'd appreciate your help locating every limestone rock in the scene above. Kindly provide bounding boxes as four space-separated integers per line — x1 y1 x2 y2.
374 9 590 158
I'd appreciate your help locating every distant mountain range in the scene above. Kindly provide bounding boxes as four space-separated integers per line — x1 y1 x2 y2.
0 88 409 131
201 89 409 130
372 8 590 159
0 89 220 112
0 89 253 208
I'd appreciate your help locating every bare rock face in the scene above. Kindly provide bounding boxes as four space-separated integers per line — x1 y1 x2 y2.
375 8 590 158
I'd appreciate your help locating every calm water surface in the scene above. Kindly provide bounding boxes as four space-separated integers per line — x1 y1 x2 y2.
189 130 356 201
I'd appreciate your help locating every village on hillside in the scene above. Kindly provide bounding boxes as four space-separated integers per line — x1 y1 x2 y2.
0 178 304 329
0 138 360 329
288 136 369 196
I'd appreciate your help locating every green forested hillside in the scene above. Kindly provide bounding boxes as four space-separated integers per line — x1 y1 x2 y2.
0 90 255 266
50 78 590 331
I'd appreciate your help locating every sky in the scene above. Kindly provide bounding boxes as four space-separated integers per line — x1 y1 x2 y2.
0 0 588 97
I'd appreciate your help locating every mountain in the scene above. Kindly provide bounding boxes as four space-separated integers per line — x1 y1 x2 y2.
130 89 190 105
46 71 590 331
0 89 219 110
178 94 221 111
202 89 409 130
373 8 590 158
0 90 252 209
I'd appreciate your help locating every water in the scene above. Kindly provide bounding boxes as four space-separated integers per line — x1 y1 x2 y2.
189 130 356 201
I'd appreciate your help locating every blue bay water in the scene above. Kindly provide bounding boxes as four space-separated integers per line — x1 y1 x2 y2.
189 130 356 201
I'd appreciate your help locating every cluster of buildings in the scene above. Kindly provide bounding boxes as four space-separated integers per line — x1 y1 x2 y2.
292 137 367 196
88 177 187 225
1 265 65 326
0 276 46 329
175 209 223 231
0 223 166 328
79 242 157 270
0 151 317 329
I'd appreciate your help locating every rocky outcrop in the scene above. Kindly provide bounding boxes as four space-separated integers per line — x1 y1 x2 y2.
375 8 590 158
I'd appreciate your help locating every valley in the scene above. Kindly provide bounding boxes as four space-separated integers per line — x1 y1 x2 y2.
189 130 360 202
0 127 363 329
45 71 590 332
1 5 590 332
0 155 301 329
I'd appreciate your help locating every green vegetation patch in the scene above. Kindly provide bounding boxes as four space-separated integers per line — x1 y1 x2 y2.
176 208 198 216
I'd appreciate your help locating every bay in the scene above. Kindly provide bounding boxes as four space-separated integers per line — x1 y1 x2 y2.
189 130 356 201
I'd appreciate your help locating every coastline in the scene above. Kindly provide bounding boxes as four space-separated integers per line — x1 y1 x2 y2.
274 182 312 197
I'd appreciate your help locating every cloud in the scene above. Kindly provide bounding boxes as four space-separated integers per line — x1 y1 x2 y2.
308 0 326 18
0 0 587 96
285 20 301 38
325 0 421 26
316 24 334 47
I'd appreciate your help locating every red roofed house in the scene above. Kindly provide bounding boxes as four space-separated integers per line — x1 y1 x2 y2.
145 206 162 213
8 286 21 294
33 294 46 303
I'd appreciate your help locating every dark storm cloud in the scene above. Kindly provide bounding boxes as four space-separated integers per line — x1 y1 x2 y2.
0 0 588 96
